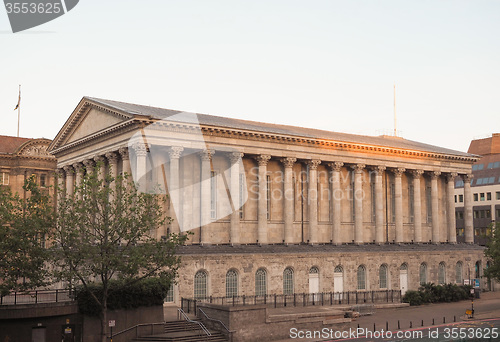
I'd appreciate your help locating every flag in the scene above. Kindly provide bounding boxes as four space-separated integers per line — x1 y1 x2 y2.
14 89 20 110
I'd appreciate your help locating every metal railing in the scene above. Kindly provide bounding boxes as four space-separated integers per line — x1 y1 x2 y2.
106 322 165 341
177 308 211 337
0 289 75 306
182 290 401 313
198 308 234 342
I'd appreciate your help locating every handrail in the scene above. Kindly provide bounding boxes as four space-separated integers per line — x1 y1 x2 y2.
177 308 211 336
107 322 164 340
198 308 233 334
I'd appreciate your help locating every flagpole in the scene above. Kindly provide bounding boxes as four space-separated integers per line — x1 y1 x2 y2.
17 85 21 137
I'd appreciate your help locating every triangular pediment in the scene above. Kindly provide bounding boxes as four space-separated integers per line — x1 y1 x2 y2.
66 107 125 143
49 97 135 152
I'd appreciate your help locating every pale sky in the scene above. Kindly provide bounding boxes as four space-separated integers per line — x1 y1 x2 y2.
1 1 499 152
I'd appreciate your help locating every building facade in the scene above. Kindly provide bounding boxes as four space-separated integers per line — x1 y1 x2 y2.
455 134 500 246
49 97 487 304
0 135 57 199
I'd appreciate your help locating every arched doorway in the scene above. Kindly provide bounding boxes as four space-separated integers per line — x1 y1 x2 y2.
333 265 343 300
399 263 408 296
309 266 320 301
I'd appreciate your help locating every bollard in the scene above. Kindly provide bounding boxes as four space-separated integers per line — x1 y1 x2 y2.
386 321 388 331
373 323 376 332
421 320 423 327
443 317 445 324
410 321 412 328
454 316 456 322
398 320 400 329
432 318 434 325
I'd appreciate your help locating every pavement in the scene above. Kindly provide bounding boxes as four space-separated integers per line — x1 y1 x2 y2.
164 291 500 341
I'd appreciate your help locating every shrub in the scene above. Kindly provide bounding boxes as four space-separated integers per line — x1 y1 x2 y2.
402 290 423 306
76 278 171 316
406 283 472 306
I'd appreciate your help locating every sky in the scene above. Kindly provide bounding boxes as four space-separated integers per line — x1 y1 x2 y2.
0 0 499 153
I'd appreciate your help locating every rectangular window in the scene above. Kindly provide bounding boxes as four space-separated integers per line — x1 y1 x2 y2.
495 161 500 168
476 178 483 185
210 170 217 219
40 174 47 187
488 162 494 169
165 284 174 302
489 177 495 184
454 195 457 203
474 193 478 201
390 183 396 223
474 210 478 219
497 209 500 219
497 192 500 200
487 192 492 201
409 184 414 223
266 175 271 220
459 194 464 203
486 210 491 219
0 172 9 185
480 193 485 201
371 181 376 223
455 180 464 187
239 173 244 219
426 181 432 223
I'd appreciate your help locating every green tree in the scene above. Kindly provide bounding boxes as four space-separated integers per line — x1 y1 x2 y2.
51 165 187 342
0 176 53 296
484 221 500 282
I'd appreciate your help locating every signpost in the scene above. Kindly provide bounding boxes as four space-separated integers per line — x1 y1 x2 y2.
109 320 116 342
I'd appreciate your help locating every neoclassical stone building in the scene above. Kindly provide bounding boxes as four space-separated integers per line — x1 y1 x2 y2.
0 135 56 199
48 97 486 303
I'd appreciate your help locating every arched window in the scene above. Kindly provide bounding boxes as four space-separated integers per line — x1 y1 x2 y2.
420 263 427 285
400 263 408 271
226 269 238 298
283 267 294 295
475 261 481 279
194 270 208 300
334 265 343 273
438 262 446 284
255 268 267 296
309 266 319 274
379 264 388 289
357 265 366 290
455 262 463 284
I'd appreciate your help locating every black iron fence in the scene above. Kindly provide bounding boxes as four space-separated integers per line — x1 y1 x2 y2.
0 289 75 306
182 290 401 314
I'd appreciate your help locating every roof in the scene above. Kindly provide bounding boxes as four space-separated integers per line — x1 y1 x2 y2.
85 97 474 158
468 133 500 156
0 135 32 154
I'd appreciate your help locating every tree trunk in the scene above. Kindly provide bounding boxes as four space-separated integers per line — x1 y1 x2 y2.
100 305 107 342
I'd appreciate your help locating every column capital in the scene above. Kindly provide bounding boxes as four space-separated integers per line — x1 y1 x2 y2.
169 146 184 159
430 171 441 179
280 157 297 168
463 173 473 182
255 154 271 166
72 162 84 172
94 155 106 164
410 169 424 178
306 159 321 170
327 161 344 172
351 163 365 174
446 172 458 182
118 147 130 160
199 149 215 162
131 142 148 157
105 152 119 163
392 167 406 177
56 168 65 177
63 165 74 174
83 159 95 169
229 151 244 164
370 165 386 175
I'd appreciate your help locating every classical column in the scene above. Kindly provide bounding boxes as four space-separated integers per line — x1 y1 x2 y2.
281 157 297 244
328 162 343 244
411 170 424 243
132 143 148 192
447 173 458 243
393 168 405 243
199 149 214 244
307 160 321 244
431 171 441 243
352 164 365 244
169 147 184 235
118 147 132 177
56 168 65 202
229 152 244 244
94 155 107 183
83 159 95 176
105 152 119 200
63 165 74 197
464 174 474 243
256 155 271 244
373 166 386 244
72 163 84 199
